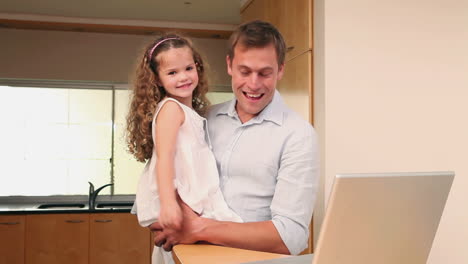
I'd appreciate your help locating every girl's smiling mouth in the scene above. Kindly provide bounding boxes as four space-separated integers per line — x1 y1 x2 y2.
177 83 192 89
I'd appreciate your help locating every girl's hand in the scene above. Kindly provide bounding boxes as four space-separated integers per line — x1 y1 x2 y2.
150 199 204 251
159 201 183 230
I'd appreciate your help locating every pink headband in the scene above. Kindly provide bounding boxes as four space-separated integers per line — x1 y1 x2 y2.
147 37 179 62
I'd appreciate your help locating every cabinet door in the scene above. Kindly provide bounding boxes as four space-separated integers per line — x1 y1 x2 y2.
89 213 150 264
280 0 312 60
25 214 89 264
241 0 280 24
241 0 268 23
0 215 25 264
278 51 313 123
241 0 312 61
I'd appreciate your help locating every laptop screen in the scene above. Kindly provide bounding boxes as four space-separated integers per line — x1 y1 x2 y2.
313 171 454 264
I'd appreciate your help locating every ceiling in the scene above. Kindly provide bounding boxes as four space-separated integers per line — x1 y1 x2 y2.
0 0 244 38
0 0 241 24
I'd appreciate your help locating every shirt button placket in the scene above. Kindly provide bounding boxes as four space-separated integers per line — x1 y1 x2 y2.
220 126 244 189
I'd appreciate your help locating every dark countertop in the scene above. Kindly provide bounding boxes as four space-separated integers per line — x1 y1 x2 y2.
0 195 134 215
0 206 132 215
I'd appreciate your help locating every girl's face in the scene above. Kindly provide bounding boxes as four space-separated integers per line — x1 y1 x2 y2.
156 46 199 107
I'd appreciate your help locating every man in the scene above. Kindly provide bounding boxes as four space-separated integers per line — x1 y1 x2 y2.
151 20 319 256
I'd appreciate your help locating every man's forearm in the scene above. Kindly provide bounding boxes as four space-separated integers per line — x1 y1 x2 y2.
194 218 290 255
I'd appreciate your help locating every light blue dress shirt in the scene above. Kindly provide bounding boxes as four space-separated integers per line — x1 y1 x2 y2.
206 90 319 255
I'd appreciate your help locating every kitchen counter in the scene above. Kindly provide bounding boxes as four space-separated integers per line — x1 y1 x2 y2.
243 254 313 264
172 244 291 264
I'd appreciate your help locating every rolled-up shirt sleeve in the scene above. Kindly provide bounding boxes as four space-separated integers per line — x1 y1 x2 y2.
270 126 319 255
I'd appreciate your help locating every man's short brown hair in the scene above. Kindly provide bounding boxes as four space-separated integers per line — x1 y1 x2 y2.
227 20 286 67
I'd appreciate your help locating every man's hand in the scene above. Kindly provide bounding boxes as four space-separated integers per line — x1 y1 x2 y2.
149 200 204 251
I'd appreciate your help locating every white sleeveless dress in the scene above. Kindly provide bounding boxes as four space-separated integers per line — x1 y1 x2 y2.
132 97 242 264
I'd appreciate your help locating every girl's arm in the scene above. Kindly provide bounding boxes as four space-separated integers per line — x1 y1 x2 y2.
155 100 185 230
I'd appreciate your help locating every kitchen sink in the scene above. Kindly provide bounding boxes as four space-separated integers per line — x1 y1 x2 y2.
96 202 133 209
37 203 86 209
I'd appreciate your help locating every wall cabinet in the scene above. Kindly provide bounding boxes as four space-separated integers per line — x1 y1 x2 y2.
241 0 314 254
241 0 312 61
0 215 25 264
278 51 313 122
1 213 151 264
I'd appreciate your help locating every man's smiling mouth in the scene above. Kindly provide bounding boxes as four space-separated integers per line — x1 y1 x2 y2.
243 92 264 100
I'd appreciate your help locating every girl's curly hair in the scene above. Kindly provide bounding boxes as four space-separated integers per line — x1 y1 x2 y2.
126 33 210 162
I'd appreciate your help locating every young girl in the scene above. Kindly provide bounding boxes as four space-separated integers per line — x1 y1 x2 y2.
127 34 242 263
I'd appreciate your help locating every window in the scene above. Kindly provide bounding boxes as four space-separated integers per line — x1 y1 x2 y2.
0 81 233 196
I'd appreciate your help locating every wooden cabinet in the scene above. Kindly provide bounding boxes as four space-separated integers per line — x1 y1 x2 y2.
0 215 25 264
25 214 89 264
12 212 151 264
241 0 268 24
241 0 312 60
278 51 313 123
89 213 150 264
279 0 313 60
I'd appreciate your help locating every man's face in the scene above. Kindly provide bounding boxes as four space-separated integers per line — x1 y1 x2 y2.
227 44 284 123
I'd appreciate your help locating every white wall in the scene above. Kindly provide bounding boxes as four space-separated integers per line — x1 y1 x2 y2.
314 0 468 263
0 28 231 89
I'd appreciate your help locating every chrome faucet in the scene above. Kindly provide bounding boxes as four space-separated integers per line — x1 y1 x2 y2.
88 182 113 210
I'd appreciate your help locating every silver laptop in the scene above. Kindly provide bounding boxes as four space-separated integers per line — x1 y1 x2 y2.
245 171 454 264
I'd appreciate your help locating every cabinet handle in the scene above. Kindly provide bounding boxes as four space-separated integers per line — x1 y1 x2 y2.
287 46 295 52
0 222 20 225
65 220 84 223
94 219 112 223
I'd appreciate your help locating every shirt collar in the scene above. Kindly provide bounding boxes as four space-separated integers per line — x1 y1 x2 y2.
217 96 237 117
217 90 285 126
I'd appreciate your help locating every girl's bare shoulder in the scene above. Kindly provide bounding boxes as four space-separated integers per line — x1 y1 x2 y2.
157 99 185 124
